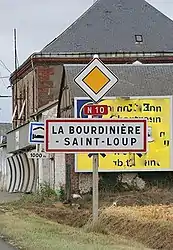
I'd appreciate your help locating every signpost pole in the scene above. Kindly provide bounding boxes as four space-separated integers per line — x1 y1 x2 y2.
29 122 45 191
74 53 119 222
35 144 39 191
92 54 100 223
45 119 147 222
38 143 43 188
92 153 99 222
45 55 147 225
35 143 43 191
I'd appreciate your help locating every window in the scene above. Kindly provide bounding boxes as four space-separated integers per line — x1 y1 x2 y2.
135 35 143 44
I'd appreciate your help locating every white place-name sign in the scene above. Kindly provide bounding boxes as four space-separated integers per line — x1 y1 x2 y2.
45 119 147 153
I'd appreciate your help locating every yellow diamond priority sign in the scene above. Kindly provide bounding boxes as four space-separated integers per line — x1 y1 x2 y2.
74 57 118 102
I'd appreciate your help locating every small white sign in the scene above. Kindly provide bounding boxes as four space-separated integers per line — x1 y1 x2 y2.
74 58 118 102
29 122 45 144
45 118 147 153
15 130 20 150
27 151 48 159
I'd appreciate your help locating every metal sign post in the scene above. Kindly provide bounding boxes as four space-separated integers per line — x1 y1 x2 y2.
92 154 99 222
45 119 146 153
91 153 107 222
45 54 148 224
45 118 147 224
74 54 119 223
86 152 100 222
35 144 39 191
29 122 45 190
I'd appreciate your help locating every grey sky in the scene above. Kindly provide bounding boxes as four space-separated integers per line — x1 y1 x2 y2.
0 0 173 122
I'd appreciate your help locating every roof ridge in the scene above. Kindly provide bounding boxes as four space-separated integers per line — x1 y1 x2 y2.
145 0 173 23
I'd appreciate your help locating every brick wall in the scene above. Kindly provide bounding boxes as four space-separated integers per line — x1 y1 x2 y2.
12 64 63 129
36 65 63 108
65 154 79 193
12 70 35 128
11 61 87 194
37 66 54 108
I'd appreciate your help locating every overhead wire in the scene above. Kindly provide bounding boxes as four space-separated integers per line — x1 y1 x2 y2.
0 71 8 89
0 59 11 74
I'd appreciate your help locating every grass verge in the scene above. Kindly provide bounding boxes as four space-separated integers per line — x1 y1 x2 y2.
0 209 150 250
85 205 173 250
1 188 173 249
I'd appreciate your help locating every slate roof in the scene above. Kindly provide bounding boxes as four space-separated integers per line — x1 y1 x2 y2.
64 64 173 97
42 0 173 53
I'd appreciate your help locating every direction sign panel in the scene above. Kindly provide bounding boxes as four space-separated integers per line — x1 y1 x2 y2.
83 105 108 115
29 122 44 144
45 118 147 153
74 58 118 102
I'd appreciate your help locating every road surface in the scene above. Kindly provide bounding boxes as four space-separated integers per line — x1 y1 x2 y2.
0 192 21 203
0 239 17 250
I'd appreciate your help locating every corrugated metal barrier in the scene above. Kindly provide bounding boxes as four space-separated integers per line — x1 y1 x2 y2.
7 153 36 193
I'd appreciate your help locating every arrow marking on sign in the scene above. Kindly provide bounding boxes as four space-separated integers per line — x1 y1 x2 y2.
88 153 106 158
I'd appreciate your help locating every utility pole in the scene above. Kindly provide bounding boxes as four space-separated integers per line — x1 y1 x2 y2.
14 28 18 73
13 28 18 127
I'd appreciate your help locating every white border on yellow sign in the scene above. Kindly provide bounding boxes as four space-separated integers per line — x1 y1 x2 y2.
74 96 173 172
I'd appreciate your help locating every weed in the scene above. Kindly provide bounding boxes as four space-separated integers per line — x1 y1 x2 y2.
58 185 65 201
84 218 109 235
39 182 57 199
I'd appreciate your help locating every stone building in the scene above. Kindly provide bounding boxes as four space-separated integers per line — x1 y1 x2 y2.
7 0 173 193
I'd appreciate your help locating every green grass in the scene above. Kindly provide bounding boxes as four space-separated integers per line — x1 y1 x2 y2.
0 209 150 250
